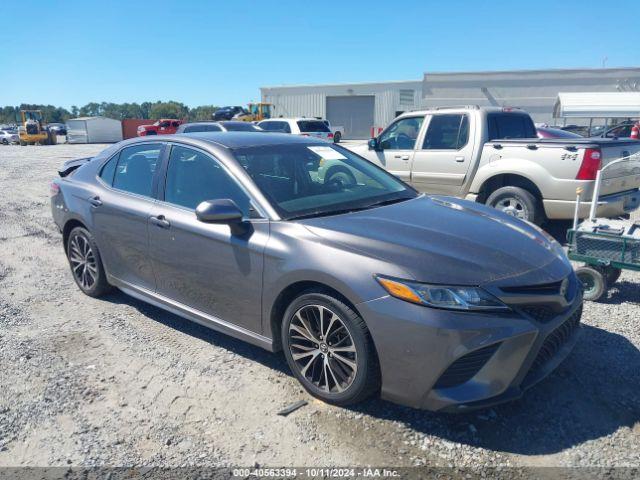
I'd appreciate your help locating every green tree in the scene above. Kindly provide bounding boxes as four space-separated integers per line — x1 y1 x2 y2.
149 101 190 119
188 105 219 121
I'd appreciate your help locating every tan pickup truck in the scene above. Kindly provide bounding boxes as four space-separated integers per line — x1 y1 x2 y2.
348 106 640 224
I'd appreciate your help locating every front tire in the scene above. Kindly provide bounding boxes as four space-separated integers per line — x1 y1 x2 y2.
281 291 380 406
486 186 544 225
66 226 112 297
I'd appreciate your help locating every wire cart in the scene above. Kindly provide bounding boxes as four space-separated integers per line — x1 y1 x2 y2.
567 154 640 301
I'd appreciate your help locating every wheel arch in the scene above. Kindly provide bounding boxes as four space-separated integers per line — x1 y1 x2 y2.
62 218 89 249
269 280 363 352
476 173 544 204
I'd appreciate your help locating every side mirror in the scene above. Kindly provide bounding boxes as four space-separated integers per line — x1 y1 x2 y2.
368 137 381 151
196 199 243 224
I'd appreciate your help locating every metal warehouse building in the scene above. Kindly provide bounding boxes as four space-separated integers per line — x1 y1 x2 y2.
261 67 640 139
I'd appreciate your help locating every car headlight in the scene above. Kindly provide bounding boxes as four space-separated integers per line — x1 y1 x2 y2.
375 275 509 312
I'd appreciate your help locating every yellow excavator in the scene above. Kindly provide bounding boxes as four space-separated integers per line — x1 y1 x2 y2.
234 103 273 122
18 110 57 146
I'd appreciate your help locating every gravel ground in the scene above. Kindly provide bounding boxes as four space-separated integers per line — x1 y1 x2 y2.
0 143 638 469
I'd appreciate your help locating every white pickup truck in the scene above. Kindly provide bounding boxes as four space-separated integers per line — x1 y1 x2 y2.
348 106 640 224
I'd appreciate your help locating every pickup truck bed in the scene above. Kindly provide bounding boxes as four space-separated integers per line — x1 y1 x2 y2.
471 138 640 220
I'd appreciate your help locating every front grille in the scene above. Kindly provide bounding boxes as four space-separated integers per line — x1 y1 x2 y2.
433 343 501 389
501 280 563 295
502 275 579 324
521 305 558 323
526 306 582 380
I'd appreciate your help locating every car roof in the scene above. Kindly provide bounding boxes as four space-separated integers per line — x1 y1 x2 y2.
260 117 320 121
172 131 327 148
218 121 257 126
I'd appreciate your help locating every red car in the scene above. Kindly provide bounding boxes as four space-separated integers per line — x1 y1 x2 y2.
137 119 183 136
536 127 582 139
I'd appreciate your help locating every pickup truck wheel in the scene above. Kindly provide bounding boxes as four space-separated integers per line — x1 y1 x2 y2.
486 186 543 224
333 132 341 143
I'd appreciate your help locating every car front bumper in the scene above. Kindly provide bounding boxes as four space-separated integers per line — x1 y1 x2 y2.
356 279 583 412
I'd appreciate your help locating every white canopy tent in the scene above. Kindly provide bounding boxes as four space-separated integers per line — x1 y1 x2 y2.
553 92 640 119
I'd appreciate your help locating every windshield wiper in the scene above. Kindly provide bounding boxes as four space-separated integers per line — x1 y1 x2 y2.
361 196 412 209
287 197 412 221
287 206 372 221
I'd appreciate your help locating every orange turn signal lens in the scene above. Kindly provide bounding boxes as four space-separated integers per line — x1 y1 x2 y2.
376 276 422 304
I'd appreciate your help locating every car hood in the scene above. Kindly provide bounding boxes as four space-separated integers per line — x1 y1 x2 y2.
299 196 570 286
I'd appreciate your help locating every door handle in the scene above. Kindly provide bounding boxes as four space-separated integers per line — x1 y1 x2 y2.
394 155 410 161
88 196 103 207
455 156 465 162
150 215 171 229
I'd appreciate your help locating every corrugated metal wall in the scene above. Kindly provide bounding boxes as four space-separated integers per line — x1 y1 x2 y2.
261 81 422 133
262 93 326 120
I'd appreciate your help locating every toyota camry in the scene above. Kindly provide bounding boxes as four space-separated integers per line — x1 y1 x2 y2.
51 133 582 411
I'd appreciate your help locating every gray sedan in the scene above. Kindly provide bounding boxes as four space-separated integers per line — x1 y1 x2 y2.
51 133 583 411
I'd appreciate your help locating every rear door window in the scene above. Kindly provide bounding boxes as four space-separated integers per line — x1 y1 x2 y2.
487 113 537 140
112 143 162 197
260 121 290 133
184 124 222 133
297 120 330 133
422 114 469 150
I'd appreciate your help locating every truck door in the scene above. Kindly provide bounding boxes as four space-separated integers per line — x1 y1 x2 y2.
410 113 475 195
372 116 424 182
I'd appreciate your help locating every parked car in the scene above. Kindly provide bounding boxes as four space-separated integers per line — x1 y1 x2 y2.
321 120 345 143
596 121 638 139
258 118 333 142
137 119 183 137
176 121 262 134
348 106 640 224
51 133 583 411
0 129 19 145
213 106 248 121
536 127 582 139
560 125 590 136
48 123 67 136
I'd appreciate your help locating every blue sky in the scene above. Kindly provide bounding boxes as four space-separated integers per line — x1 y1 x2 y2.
2 0 638 108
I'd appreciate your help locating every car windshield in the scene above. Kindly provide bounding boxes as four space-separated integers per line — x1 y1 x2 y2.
232 143 417 220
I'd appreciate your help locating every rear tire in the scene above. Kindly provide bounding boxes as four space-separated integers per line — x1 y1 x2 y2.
66 226 113 297
333 131 342 143
486 186 544 225
576 265 607 301
281 291 380 406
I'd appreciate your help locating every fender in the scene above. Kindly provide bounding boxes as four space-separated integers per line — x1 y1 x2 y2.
469 156 551 198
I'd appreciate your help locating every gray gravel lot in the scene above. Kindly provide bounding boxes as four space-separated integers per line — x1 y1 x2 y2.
0 143 638 468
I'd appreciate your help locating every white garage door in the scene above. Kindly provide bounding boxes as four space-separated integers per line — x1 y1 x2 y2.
326 96 375 140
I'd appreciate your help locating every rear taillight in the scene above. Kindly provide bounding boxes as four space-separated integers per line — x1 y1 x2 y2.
327 132 334 138
576 148 602 180
300 133 309 136
50 181 60 196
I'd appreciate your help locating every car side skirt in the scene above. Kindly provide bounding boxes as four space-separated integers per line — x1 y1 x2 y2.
108 275 275 352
